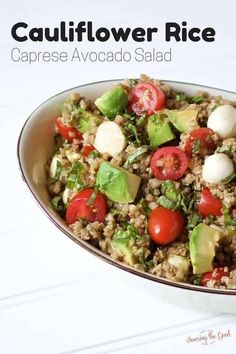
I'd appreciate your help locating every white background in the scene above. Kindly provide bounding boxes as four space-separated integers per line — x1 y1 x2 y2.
1 0 236 353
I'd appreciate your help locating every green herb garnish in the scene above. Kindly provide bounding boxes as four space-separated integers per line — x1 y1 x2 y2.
221 173 236 184
224 206 236 226
113 224 141 244
192 275 202 285
192 139 201 154
67 162 84 190
90 150 100 159
161 181 179 202
140 199 151 216
176 93 187 102
126 123 141 145
190 96 203 104
139 254 154 269
216 145 231 153
55 160 62 181
187 213 202 229
123 146 149 168
51 196 65 213
158 195 176 209
129 79 138 87
87 186 99 206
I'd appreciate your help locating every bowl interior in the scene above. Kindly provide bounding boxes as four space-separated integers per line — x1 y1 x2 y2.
18 79 236 294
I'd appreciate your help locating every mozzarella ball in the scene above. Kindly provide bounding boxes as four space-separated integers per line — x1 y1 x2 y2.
202 153 234 184
207 105 236 139
94 121 126 157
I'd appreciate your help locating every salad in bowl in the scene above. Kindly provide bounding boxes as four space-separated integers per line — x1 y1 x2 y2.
46 75 236 290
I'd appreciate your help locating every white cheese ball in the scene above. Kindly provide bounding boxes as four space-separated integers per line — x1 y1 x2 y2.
207 105 236 139
202 153 234 184
94 121 126 157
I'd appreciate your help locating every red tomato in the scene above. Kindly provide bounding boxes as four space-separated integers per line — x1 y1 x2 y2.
150 147 188 180
148 207 185 245
185 128 216 157
199 188 222 217
201 267 229 286
82 145 95 157
56 118 82 142
129 82 166 116
66 188 107 225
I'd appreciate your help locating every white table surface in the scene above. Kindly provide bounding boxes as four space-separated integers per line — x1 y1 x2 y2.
1 0 236 353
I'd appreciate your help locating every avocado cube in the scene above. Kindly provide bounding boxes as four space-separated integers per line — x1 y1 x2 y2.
111 239 136 266
189 223 222 274
147 114 175 148
95 85 128 119
168 109 198 133
96 161 141 203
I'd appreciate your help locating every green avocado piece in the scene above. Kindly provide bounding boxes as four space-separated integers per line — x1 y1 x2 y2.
96 161 141 203
189 223 222 275
148 114 175 148
147 113 175 148
168 109 198 133
76 111 102 133
95 85 128 119
111 225 139 266
111 239 136 266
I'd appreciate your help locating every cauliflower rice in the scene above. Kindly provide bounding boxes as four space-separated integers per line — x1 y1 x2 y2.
46 75 236 290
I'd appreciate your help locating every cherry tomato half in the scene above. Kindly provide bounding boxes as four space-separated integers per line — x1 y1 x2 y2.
56 118 82 142
129 82 166 116
199 188 222 217
66 188 107 225
201 267 229 287
148 207 185 245
150 147 188 180
82 145 95 157
185 128 217 157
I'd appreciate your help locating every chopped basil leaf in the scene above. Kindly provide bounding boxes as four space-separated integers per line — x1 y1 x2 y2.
123 146 149 168
187 213 202 229
51 196 65 212
139 254 154 268
190 96 203 104
110 208 123 216
216 145 231 153
55 160 62 181
206 215 216 223
180 192 196 214
176 93 187 102
161 181 179 202
192 275 201 285
90 150 100 159
129 79 138 87
175 93 203 104
221 173 236 184
158 196 176 209
192 139 201 154
211 105 218 112
126 123 141 145
223 206 236 226
87 186 98 206
140 199 151 216
114 224 141 243
67 162 84 190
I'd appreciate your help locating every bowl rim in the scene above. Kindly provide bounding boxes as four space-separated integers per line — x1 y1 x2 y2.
17 78 236 296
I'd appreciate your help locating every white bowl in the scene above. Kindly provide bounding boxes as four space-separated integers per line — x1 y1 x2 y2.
17 79 236 313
